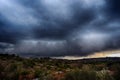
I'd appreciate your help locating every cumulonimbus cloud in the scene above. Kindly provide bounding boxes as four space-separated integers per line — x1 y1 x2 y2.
0 0 120 57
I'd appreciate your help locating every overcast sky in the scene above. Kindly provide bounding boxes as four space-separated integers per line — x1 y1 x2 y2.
0 0 120 57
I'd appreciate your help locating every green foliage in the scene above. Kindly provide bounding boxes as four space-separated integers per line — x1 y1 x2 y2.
45 75 55 80
22 59 35 68
20 69 30 75
63 68 114 80
63 70 97 80
34 69 55 80
8 63 18 72
110 64 120 80
0 64 4 72
96 69 114 80
34 69 44 78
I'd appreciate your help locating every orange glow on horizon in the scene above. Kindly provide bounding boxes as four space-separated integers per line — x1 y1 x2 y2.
55 50 120 60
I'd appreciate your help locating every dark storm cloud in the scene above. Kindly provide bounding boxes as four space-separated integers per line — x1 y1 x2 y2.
106 0 120 18
0 0 120 57
33 0 97 39
0 42 14 53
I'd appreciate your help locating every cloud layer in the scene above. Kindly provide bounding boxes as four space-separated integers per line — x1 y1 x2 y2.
0 0 120 57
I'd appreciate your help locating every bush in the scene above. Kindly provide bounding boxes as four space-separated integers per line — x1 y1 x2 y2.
34 69 55 80
110 64 120 80
34 69 44 78
96 69 114 80
63 70 97 80
63 69 114 80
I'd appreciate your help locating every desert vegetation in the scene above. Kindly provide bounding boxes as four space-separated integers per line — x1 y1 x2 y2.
0 54 120 80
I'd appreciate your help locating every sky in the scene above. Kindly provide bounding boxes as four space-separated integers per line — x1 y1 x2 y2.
0 0 120 58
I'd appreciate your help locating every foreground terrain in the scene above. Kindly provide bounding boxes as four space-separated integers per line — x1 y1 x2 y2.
0 54 120 80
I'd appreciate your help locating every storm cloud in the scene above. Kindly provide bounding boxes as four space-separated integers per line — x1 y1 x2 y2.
0 0 120 57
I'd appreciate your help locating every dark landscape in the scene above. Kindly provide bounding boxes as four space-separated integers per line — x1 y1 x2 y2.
0 54 120 80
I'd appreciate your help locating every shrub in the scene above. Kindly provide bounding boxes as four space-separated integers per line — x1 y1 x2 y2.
96 69 114 80
63 69 114 80
63 70 97 80
110 64 120 80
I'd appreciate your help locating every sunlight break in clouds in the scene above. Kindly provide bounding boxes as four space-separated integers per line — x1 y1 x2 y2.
73 30 110 51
